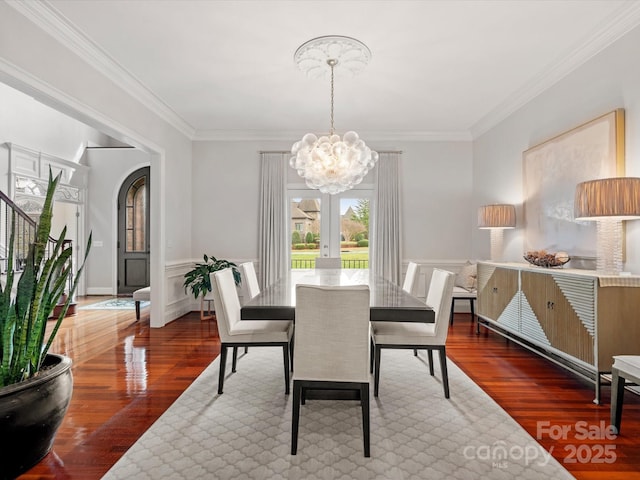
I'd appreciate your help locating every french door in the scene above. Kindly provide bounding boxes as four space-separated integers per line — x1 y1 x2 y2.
288 190 372 269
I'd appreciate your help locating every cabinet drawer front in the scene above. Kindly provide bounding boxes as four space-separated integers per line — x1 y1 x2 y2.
478 265 518 322
521 271 595 365
549 273 595 365
552 274 596 336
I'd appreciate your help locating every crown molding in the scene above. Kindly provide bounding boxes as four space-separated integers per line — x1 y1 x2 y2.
470 1 640 139
360 130 473 142
7 0 196 140
11 0 635 145
193 130 298 142
0 56 164 156
193 129 472 142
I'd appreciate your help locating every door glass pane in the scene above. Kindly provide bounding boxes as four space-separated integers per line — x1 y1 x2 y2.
125 177 146 252
290 197 321 269
340 197 369 269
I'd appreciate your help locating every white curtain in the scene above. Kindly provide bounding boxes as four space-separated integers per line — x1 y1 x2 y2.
258 152 288 288
372 152 402 283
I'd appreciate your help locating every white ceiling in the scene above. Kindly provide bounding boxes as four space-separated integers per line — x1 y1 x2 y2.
17 0 640 141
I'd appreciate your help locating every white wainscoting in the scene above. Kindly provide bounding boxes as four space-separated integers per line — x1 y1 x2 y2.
164 260 194 322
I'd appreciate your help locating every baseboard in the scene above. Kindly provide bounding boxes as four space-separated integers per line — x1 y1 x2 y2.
164 304 192 323
86 287 114 295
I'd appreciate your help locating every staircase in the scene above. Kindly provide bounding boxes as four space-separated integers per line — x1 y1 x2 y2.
0 189 75 316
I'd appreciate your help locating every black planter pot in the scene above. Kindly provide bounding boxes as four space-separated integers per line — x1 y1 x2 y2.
0 354 73 480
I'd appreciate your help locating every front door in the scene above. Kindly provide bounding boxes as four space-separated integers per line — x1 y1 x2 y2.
117 167 150 294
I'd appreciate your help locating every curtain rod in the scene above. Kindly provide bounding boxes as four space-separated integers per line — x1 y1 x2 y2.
259 150 403 154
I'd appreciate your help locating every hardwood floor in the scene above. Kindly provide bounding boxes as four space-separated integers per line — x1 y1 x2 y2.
447 318 640 480
18 301 640 479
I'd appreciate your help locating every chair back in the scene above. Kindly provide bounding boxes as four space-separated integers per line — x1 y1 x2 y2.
210 268 241 342
402 261 419 295
315 257 342 269
294 284 370 383
239 261 260 300
426 268 456 343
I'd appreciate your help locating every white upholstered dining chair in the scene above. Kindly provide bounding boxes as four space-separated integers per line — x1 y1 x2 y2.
371 268 455 398
369 261 421 366
239 261 261 301
210 268 293 395
401 261 419 296
235 261 263 362
291 284 371 457
314 257 342 269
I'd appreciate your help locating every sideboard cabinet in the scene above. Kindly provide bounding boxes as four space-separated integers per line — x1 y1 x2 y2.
477 262 640 403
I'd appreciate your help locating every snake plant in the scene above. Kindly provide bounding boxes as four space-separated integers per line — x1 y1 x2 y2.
0 169 91 387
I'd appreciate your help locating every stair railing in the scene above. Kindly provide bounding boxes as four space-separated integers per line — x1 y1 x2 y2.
0 190 69 275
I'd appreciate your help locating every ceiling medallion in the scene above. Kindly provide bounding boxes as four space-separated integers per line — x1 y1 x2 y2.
294 35 372 79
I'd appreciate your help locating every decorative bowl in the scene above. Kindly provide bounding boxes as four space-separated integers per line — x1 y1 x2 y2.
523 251 570 268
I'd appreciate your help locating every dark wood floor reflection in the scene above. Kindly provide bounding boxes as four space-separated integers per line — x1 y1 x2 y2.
20 298 220 480
19 302 640 479
447 317 640 480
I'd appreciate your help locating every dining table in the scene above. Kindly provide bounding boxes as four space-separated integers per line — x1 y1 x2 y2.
240 268 434 323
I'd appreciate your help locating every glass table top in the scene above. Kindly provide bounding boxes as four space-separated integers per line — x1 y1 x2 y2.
241 269 434 323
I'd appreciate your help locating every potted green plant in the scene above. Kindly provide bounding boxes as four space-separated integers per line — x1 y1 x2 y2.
0 170 91 478
183 255 241 319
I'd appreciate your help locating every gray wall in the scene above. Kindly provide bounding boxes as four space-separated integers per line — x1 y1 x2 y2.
192 140 473 263
473 23 640 272
0 82 118 194
85 148 150 294
1 2 193 326
0 82 121 159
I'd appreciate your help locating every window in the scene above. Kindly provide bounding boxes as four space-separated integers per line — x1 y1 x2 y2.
290 195 322 268
125 177 147 252
288 191 371 269
339 197 370 269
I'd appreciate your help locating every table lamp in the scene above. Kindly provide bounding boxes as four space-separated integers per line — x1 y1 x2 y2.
478 204 516 261
574 177 640 275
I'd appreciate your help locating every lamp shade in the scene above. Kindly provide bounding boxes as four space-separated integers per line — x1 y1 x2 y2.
574 177 640 221
478 204 516 229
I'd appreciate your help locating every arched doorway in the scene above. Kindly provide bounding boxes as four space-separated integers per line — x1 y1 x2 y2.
117 166 150 294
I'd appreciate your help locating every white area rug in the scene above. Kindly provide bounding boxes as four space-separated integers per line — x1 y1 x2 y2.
103 348 573 479
78 298 149 310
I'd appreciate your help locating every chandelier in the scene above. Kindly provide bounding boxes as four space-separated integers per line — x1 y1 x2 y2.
290 36 379 195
